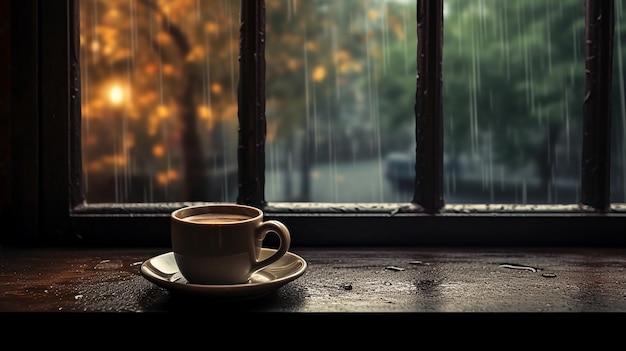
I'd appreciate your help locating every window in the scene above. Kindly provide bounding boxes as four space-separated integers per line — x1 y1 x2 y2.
3 0 625 247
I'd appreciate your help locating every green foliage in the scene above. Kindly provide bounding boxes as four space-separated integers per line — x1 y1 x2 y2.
442 0 587 173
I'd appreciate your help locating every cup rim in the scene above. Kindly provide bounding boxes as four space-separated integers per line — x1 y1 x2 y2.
171 204 263 225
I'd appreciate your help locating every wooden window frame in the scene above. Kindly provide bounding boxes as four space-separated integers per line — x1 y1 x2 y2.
2 0 625 247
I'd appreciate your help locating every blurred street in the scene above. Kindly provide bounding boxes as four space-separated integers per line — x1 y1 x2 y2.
265 158 581 204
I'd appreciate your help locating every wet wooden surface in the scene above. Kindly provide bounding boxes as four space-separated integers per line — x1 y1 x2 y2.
1 246 626 315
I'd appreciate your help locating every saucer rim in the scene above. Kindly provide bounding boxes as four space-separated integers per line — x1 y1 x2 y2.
140 248 307 298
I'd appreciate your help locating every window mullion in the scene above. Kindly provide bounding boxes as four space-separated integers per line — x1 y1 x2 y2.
40 0 73 241
581 0 614 212
414 0 444 213
237 0 266 208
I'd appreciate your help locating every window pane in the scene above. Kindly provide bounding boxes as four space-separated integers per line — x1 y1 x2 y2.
264 0 417 203
443 0 585 204
80 0 240 203
612 0 626 203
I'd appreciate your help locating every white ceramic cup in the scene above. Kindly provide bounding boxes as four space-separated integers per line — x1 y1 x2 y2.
170 204 291 285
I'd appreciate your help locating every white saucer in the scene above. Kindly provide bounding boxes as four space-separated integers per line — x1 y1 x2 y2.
140 248 307 300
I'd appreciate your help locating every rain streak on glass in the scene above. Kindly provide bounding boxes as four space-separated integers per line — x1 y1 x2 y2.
80 0 626 205
443 0 624 204
264 0 417 203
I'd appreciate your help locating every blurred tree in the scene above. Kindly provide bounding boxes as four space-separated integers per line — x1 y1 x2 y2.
80 0 240 202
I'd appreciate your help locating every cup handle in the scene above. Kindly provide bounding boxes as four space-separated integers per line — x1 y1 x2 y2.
251 220 291 272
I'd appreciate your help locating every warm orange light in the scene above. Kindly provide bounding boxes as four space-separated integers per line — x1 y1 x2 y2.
198 105 212 120
211 83 222 94
205 22 218 34
368 9 379 21
109 86 124 105
157 104 170 118
312 66 326 82
156 169 179 185
152 144 165 157
287 58 299 70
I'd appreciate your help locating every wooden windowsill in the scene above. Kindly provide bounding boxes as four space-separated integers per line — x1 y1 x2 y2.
2 246 626 314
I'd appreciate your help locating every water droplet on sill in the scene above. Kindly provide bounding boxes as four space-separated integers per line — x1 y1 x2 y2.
498 263 538 272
